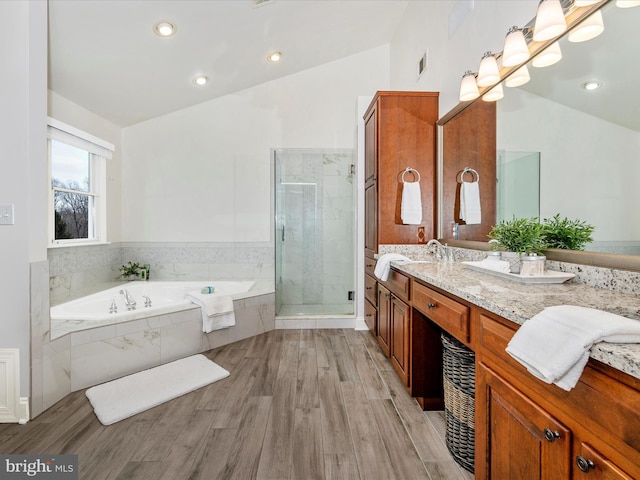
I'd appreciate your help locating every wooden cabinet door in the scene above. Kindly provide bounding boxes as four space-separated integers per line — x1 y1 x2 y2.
480 364 571 480
364 184 377 255
364 297 377 336
390 295 411 387
573 443 634 480
377 284 391 357
364 105 377 187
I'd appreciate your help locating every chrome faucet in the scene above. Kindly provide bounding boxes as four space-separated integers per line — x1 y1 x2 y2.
119 288 137 310
426 239 445 260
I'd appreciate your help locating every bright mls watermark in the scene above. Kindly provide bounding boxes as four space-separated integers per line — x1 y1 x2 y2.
1 455 78 479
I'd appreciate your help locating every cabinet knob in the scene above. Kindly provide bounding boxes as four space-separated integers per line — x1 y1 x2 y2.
427 303 437 309
366 286 373 290
576 456 595 473
543 428 560 443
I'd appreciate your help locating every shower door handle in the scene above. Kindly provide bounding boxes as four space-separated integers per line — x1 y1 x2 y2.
281 225 285 241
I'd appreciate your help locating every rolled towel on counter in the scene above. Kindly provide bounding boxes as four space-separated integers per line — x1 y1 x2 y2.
401 181 422 225
506 305 640 391
374 253 411 281
476 257 511 273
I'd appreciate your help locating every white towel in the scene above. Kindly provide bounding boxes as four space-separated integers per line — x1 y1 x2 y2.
374 253 411 281
477 257 511 273
401 181 422 225
506 305 640 391
460 181 481 225
185 290 235 333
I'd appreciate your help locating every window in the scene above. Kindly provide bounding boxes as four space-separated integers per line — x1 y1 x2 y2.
47 118 114 246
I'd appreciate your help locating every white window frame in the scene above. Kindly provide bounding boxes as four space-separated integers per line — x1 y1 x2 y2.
47 118 113 247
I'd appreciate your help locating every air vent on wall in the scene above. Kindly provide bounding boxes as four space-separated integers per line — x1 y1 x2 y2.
253 0 274 7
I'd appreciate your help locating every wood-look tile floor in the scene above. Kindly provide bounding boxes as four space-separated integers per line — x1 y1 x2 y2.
0 329 474 480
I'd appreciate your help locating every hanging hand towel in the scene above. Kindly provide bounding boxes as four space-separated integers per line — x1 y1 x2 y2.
401 181 422 225
506 305 640 391
460 181 481 225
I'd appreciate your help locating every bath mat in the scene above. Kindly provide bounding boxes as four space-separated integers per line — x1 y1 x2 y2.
85 354 229 425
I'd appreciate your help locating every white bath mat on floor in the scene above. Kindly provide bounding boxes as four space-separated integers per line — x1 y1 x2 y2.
85 354 229 425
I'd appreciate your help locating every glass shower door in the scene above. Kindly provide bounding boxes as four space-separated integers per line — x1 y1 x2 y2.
274 149 355 317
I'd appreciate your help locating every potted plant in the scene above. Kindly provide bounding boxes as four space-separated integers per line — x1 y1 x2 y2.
542 214 595 251
119 261 142 280
487 216 547 273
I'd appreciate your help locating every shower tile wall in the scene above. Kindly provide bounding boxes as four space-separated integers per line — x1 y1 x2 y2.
277 149 354 312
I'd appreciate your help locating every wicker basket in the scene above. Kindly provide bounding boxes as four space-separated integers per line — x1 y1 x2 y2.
442 332 475 473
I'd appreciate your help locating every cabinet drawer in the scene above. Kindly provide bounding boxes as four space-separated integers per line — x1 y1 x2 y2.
385 269 410 302
478 312 516 366
365 273 377 307
365 257 377 278
364 298 377 335
412 282 469 342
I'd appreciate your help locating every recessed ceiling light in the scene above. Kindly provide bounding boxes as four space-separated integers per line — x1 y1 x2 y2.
193 75 208 86
154 21 176 37
582 80 602 91
267 51 282 62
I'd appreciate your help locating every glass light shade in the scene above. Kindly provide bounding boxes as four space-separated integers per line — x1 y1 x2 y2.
477 52 500 87
568 10 604 42
153 21 176 37
533 0 567 41
459 71 480 101
616 0 640 7
532 41 562 67
482 83 504 102
575 0 601 5
505 65 531 87
502 27 531 67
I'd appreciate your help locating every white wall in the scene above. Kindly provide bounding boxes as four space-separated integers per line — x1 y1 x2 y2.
48 91 123 242
0 0 47 398
389 0 538 116
121 46 390 242
498 88 640 242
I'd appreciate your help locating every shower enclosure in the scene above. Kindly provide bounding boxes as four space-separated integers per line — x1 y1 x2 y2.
274 149 355 317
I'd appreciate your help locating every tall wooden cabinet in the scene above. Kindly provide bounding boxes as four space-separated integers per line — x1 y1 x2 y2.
363 91 439 393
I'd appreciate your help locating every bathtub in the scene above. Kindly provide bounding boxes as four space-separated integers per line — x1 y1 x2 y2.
50 280 255 338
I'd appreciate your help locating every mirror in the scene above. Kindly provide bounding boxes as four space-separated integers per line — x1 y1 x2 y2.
440 1 640 270
497 1 640 256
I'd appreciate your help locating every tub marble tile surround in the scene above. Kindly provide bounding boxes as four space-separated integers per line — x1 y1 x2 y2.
379 244 640 380
49 242 275 305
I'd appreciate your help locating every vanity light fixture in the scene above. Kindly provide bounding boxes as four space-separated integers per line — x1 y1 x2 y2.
502 27 531 67
533 0 567 41
616 0 640 7
267 51 282 62
193 75 208 86
532 40 562 67
482 83 504 102
153 21 176 37
582 80 602 90
568 10 604 42
505 64 531 87
459 71 480 101
477 52 501 87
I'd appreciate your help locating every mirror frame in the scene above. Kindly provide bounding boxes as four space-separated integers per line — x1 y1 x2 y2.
437 0 640 273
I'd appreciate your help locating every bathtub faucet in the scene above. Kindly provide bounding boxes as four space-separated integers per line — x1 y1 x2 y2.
119 288 137 310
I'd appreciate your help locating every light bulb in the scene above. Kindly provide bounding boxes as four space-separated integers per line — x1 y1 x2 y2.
533 0 567 41
532 41 562 67
477 52 500 87
193 75 208 86
568 10 604 42
459 71 480 101
267 52 282 62
482 83 504 102
616 0 640 7
502 27 530 67
153 21 176 37
505 65 531 87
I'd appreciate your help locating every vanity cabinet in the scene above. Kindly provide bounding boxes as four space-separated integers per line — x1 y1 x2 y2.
476 310 640 480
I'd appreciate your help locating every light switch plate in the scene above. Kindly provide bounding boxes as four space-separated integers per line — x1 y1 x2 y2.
0 204 15 225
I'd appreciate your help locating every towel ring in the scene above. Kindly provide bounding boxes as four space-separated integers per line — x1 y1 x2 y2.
402 167 421 183
458 167 480 183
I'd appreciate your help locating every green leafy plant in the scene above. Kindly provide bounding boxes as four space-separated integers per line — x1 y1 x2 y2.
542 214 595 250
487 216 547 255
119 261 141 278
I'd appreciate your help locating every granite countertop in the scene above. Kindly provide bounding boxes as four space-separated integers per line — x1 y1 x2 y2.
391 260 640 381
